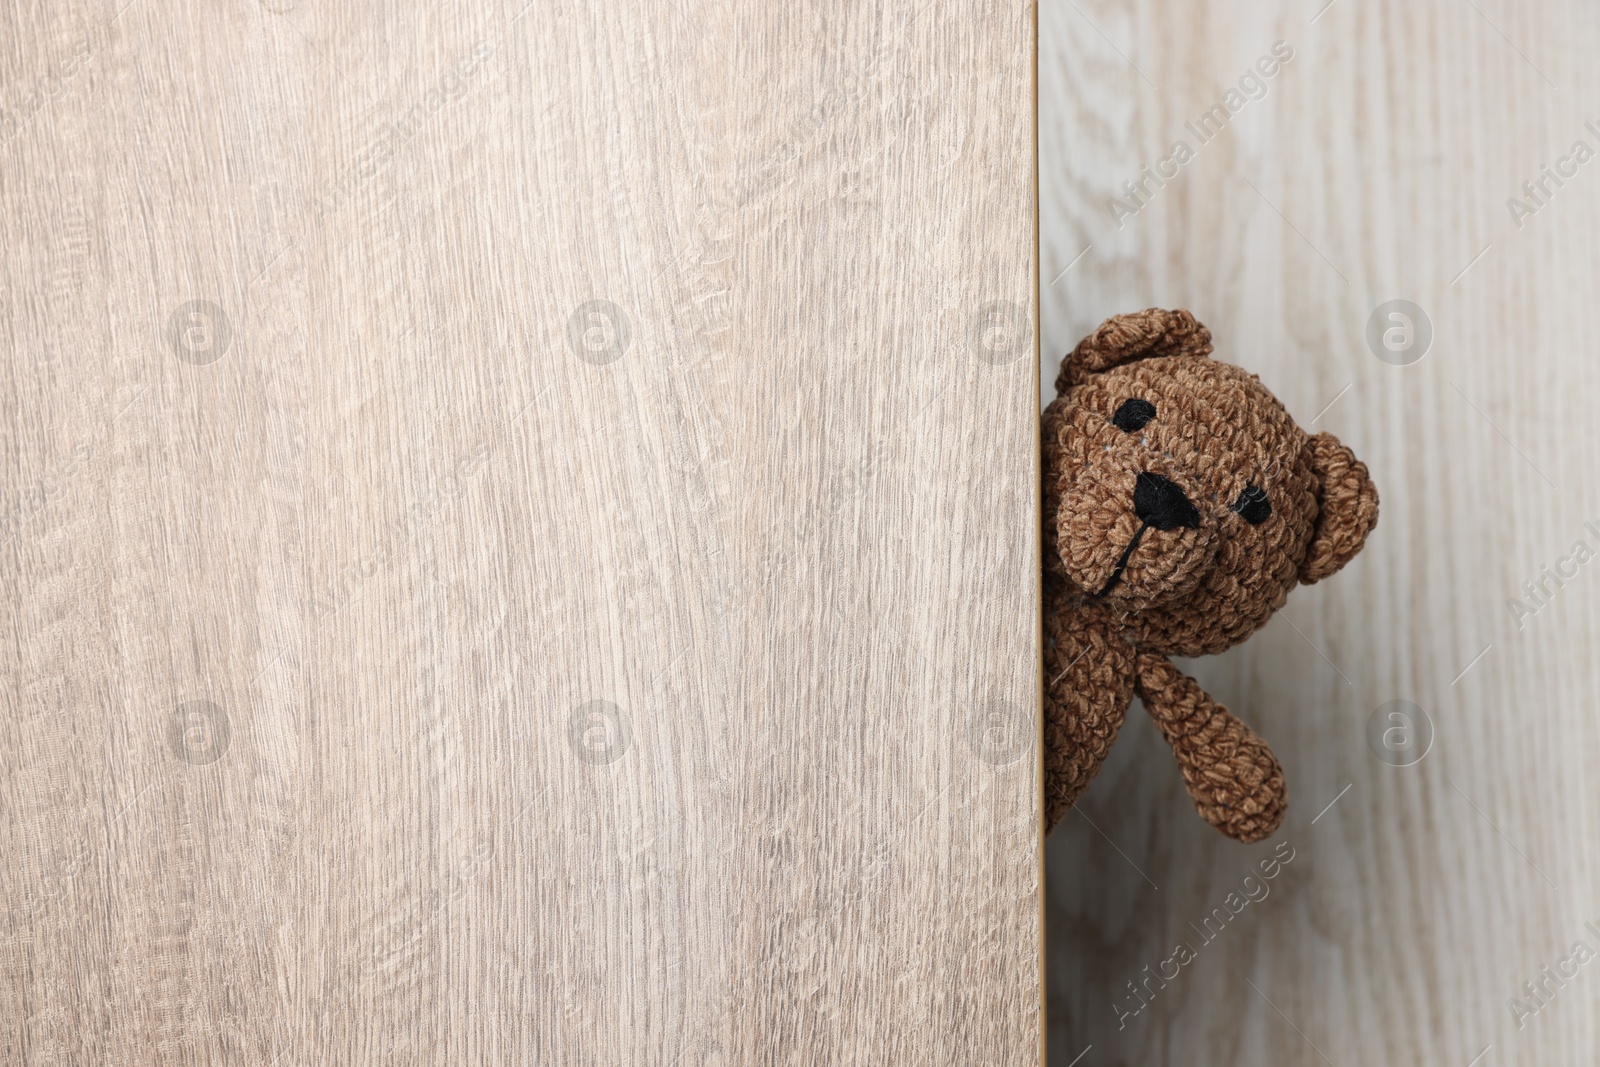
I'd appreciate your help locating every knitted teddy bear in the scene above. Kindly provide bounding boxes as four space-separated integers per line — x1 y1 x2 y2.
1043 309 1379 843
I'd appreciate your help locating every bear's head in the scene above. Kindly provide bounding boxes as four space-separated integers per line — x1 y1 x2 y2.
1043 309 1379 656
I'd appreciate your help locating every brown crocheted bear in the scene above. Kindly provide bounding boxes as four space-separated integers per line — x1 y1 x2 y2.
1043 309 1379 843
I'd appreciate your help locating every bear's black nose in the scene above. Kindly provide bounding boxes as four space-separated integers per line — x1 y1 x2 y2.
1133 472 1201 531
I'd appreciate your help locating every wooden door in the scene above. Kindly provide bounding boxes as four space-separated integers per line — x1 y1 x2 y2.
1 2 1041 1064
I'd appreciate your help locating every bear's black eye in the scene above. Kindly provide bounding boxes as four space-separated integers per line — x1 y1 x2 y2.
1231 483 1271 525
1111 398 1156 432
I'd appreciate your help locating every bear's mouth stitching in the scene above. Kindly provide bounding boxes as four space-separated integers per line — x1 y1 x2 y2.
1092 522 1149 598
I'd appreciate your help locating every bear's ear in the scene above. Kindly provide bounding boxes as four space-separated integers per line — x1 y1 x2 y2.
1300 431 1380 584
1056 308 1213 394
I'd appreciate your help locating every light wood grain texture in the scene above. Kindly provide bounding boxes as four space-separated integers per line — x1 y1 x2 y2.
0 2 1041 1064
1042 1 1600 1063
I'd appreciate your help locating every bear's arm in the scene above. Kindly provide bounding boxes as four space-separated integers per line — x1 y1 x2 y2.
1133 651 1287 843
1042 578 1137 834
